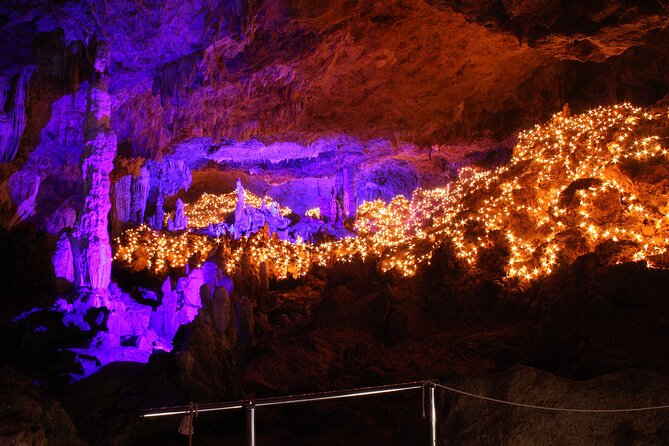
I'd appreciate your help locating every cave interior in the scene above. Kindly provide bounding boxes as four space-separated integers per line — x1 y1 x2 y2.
2 0 669 444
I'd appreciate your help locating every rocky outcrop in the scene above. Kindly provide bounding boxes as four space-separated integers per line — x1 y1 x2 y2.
0 67 32 163
233 178 250 235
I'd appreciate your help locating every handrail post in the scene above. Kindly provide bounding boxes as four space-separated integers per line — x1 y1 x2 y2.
246 402 256 446
428 383 437 446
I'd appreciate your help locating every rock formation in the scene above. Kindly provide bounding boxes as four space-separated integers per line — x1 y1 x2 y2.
166 197 188 231
7 170 41 227
113 175 132 223
233 178 250 235
52 232 74 284
212 286 232 334
0 67 32 163
70 53 117 291
0 368 85 446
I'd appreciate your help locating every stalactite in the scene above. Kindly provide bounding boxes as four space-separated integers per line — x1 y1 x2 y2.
0 67 32 163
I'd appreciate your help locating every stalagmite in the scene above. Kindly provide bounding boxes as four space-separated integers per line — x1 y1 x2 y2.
149 193 165 229
113 176 132 223
52 232 75 283
234 178 251 235
130 167 150 224
70 49 117 291
167 198 188 230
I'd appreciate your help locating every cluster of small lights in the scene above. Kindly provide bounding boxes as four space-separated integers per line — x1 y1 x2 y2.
305 207 321 219
165 191 292 229
114 104 669 283
113 225 214 271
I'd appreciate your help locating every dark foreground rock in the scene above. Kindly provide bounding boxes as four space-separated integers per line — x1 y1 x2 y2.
441 366 669 445
0 367 85 446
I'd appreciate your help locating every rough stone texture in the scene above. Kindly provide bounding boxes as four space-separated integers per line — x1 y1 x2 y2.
112 175 132 223
129 166 149 224
441 366 669 445
0 2 668 444
52 231 74 284
166 197 187 231
0 67 31 163
70 77 117 290
0 367 85 446
1 0 666 162
433 0 669 61
212 286 232 334
7 169 41 226
43 204 77 235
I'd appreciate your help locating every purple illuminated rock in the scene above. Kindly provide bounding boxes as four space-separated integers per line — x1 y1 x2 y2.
130 166 150 223
167 198 188 231
0 67 31 163
334 166 357 221
152 266 205 340
8 170 41 226
113 175 132 223
70 70 117 290
44 205 77 235
148 193 165 229
234 179 251 235
114 166 150 226
52 232 74 284
145 159 191 228
24 83 88 178
153 276 179 339
147 159 192 197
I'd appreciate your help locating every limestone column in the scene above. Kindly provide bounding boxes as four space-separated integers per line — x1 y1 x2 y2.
71 46 117 290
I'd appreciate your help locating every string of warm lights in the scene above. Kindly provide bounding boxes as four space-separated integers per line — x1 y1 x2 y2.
114 104 669 283
113 225 215 271
164 191 292 229
305 207 321 219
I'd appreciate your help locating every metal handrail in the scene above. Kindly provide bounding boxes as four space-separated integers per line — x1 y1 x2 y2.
142 379 439 445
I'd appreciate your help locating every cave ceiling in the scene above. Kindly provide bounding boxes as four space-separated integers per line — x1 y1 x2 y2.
1 0 668 159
